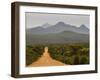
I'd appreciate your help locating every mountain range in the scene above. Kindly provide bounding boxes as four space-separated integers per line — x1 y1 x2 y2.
26 22 89 35
26 22 89 45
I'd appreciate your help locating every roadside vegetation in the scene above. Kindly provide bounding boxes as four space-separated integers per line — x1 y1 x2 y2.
26 43 89 66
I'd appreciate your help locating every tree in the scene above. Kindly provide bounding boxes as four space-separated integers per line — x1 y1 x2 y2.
80 56 89 64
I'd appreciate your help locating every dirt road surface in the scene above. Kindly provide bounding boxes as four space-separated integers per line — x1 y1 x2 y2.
28 47 65 67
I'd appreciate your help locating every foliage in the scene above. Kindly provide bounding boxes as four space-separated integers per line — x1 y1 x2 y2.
26 43 89 66
80 56 89 64
26 45 44 66
48 43 89 65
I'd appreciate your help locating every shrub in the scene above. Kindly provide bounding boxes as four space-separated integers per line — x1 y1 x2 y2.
64 57 73 64
80 56 89 64
48 43 89 65
26 45 44 66
26 43 89 66
79 48 89 56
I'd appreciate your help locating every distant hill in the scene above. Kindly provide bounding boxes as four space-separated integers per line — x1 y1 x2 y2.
26 22 89 35
26 22 89 45
26 31 89 45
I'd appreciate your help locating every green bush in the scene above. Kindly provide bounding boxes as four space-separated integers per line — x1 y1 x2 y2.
80 56 89 64
48 43 89 65
26 43 89 66
26 45 44 66
64 56 73 64
79 48 89 56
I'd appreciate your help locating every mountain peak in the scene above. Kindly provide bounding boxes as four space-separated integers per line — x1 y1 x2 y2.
56 21 66 26
27 22 89 34
79 24 88 29
58 21 65 24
